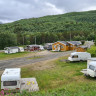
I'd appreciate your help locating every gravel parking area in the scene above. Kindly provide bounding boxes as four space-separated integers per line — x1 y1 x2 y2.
0 51 73 71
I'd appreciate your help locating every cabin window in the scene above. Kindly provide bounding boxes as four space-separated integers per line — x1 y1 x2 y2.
54 45 56 48
3 81 17 86
89 65 95 71
70 45 73 47
72 55 78 58
61 45 63 48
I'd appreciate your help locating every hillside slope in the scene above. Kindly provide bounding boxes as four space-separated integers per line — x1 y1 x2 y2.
0 10 96 49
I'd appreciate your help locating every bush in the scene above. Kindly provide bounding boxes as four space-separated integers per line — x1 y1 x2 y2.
87 46 96 57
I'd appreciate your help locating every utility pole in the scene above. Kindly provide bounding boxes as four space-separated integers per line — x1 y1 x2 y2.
70 32 71 41
23 36 24 45
35 36 36 45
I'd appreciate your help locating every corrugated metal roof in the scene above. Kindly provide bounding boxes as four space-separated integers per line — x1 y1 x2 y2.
77 46 88 49
67 41 81 45
57 41 69 45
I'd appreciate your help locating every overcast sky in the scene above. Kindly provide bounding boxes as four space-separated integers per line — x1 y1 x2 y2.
0 0 96 23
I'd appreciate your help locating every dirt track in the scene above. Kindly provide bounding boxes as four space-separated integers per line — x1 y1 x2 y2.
0 51 72 71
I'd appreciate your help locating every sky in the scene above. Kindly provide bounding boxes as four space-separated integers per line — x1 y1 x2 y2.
0 0 96 23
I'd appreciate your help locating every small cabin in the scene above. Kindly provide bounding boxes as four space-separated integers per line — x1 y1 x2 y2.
26 45 44 51
67 41 81 50
52 41 69 51
76 46 88 52
1 68 21 90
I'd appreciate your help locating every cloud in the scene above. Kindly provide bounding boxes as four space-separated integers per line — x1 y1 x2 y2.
0 0 96 23
44 2 64 15
82 6 96 11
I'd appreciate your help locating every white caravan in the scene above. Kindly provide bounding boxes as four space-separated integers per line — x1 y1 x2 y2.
4 47 24 54
68 52 91 61
81 58 96 77
39 45 44 50
1 68 21 90
18 47 24 52
4 47 19 54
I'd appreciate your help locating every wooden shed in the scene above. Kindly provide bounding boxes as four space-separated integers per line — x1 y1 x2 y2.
52 41 69 51
67 41 81 50
76 46 88 52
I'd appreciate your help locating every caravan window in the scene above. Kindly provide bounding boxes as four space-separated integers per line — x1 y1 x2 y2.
89 65 95 71
3 81 17 86
72 55 78 58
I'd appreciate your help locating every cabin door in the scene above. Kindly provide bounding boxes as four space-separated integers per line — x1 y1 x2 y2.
55 45 60 51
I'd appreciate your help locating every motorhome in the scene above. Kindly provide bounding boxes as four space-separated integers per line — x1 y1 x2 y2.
81 58 96 77
68 52 91 61
1 68 21 90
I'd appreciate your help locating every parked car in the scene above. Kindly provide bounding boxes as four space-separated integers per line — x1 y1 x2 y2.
1 68 21 90
81 58 96 77
68 52 91 61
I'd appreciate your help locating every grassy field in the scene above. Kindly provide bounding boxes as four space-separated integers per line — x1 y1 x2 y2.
0 51 30 60
17 56 96 96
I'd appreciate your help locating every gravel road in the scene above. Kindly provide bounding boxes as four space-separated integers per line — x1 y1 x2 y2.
0 51 72 71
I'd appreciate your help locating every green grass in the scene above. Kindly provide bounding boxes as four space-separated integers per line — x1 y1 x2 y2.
0 51 30 60
18 56 96 96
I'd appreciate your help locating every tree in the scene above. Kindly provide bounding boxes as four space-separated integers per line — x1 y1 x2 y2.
0 32 17 49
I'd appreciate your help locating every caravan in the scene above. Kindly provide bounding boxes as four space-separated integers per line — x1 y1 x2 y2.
68 52 91 61
4 47 24 54
1 68 21 90
81 58 96 77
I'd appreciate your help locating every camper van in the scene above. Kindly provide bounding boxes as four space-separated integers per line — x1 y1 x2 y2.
68 52 91 61
1 68 21 90
81 58 96 77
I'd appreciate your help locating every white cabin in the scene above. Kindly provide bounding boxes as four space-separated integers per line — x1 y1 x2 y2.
81 58 96 77
1 68 21 90
68 52 91 61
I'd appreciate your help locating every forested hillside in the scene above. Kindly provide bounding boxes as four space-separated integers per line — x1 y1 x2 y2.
0 10 96 49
